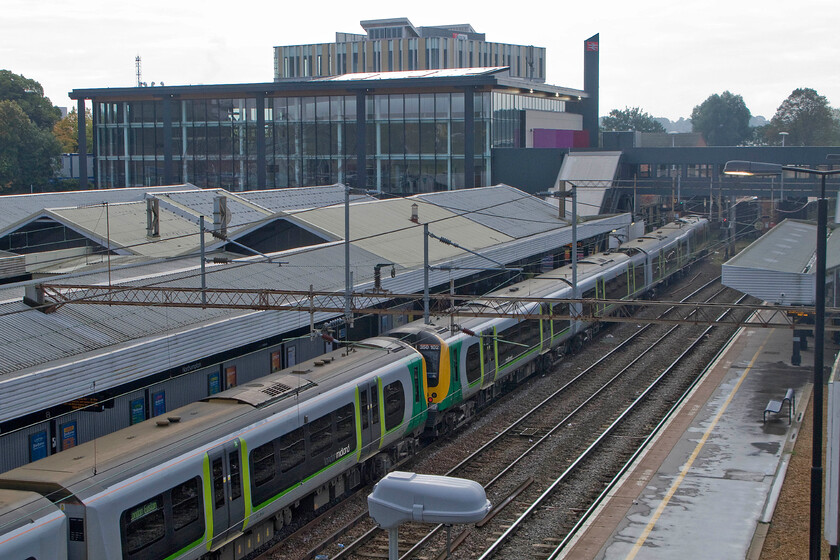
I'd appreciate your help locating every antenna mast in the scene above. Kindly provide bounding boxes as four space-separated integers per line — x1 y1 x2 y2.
135 55 142 87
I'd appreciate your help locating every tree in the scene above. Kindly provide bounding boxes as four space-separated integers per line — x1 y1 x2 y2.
765 88 840 146
690 91 752 146
0 70 61 130
601 107 665 133
0 100 61 193
53 107 93 153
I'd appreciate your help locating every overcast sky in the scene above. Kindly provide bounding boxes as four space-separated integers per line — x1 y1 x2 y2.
4 0 839 121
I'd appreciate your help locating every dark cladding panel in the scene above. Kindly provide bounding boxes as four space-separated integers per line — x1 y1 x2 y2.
582 33 599 148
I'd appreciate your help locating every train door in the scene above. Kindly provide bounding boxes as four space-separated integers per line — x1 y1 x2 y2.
358 380 381 454
482 328 496 386
208 440 245 548
540 303 551 352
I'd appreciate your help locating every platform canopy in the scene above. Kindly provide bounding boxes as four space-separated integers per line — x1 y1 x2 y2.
722 219 840 306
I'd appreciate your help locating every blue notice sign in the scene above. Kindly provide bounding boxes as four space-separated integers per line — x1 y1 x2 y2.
208 371 221 395
130 398 145 425
30 431 48 461
152 391 166 417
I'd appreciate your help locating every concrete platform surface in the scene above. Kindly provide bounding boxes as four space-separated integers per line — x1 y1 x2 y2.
561 316 814 560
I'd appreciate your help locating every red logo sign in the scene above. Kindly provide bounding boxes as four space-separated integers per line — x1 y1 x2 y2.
586 41 599 52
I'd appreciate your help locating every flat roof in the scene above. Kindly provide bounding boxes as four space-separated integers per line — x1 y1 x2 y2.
70 71 586 100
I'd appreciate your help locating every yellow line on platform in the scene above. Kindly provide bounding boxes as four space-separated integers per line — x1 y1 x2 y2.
624 332 770 560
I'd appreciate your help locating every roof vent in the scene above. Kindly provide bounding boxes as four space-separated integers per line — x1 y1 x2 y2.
410 203 419 223
262 382 292 397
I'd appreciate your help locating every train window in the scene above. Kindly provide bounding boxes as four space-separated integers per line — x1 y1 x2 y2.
309 413 332 456
123 494 166 555
412 365 421 402
360 390 370 429
121 477 205 560
251 442 276 487
383 381 405 431
417 342 441 388
172 478 200 530
229 451 242 501
336 404 355 448
466 344 481 384
552 303 570 336
212 458 225 508
371 388 380 425
279 428 305 472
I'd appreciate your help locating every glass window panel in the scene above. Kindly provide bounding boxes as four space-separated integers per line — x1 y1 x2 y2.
435 122 448 154
388 95 403 120
404 94 419 120
286 97 301 121
420 122 435 154
451 121 465 155
435 93 450 119
420 94 435 119
302 97 315 121
330 96 344 120
316 122 330 155
273 98 288 122
451 93 465 119
288 123 301 157
451 158 465 189
316 97 329 121
345 96 357 120
405 122 420 154
389 122 404 155
371 96 386 120
344 122 356 155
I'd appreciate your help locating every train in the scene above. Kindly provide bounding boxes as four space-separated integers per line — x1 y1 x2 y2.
0 216 709 560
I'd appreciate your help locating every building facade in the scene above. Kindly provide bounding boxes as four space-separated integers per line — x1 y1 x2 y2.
274 18 546 82
71 69 587 192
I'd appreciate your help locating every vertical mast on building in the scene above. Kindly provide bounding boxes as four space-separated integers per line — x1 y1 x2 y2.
135 55 142 87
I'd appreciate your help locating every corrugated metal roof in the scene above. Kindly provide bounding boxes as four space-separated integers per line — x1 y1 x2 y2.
413 185 567 238
722 219 840 305
238 185 376 212
287 198 514 266
46 202 214 258
154 190 272 229
0 211 630 422
725 220 815 273
554 152 622 217
0 185 200 236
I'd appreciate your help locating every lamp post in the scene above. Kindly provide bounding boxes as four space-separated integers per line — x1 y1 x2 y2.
780 131 789 147
724 160 840 560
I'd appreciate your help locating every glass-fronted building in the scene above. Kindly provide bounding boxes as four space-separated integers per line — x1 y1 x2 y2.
71 68 586 192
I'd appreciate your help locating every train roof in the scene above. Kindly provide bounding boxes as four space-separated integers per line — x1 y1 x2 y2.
0 489 61 533
619 215 707 254
0 339 417 501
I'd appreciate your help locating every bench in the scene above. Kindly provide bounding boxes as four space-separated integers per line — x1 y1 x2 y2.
764 388 795 424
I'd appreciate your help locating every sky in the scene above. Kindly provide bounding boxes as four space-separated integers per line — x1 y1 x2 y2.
3 0 839 121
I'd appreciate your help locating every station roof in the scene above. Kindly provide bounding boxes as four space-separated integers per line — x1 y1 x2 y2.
553 152 622 217
0 184 200 238
0 184 631 423
722 219 840 306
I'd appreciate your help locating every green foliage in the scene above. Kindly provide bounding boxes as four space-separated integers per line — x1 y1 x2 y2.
0 70 64 192
0 70 61 130
53 107 93 153
0 100 61 193
690 91 752 146
764 88 840 146
601 107 665 133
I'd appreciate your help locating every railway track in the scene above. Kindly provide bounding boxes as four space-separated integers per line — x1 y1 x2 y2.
266 273 752 560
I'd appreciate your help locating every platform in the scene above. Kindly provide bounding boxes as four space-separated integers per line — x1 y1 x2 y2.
561 313 817 560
